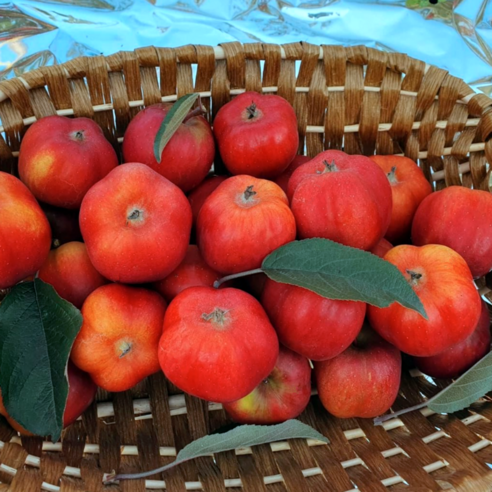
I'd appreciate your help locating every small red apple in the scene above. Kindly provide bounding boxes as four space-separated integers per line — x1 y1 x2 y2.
122 103 215 192
213 92 299 179
314 327 401 419
273 155 311 197
18 116 118 209
414 300 491 379
223 346 311 424
37 241 108 308
188 175 228 227
370 238 394 259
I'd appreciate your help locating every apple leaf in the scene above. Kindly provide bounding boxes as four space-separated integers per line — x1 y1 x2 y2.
426 350 492 414
105 419 328 482
0 279 83 441
262 238 427 318
153 93 199 163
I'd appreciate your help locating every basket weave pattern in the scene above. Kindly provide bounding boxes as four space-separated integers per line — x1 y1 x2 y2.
0 42 492 491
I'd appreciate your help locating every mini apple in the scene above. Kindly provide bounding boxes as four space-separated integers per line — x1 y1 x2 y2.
414 300 491 379
223 346 311 424
122 103 215 192
187 175 228 227
273 155 311 197
370 238 393 259
314 327 401 419
18 115 118 209
41 203 82 248
37 241 108 308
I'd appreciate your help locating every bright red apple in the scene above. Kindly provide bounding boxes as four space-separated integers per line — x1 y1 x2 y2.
79 163 192 284
122 103 215 192
414 300 491 379
188 175 228 227
18 115 118 209
314 327 401 419
273 155 310 197
223 346 311 424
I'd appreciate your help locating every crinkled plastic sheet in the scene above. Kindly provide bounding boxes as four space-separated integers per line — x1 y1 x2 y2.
0 0 491 95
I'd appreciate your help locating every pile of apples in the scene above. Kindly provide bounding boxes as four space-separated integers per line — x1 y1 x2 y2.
1 89 492 435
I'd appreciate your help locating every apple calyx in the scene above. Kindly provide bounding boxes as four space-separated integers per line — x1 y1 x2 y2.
202 308 228 327
387 166 398 185
406 269 423 286
243 185 257 202
126 208 144 225
246 102 258 120
71 130 85 142
118 340 132 359
319 160 339 174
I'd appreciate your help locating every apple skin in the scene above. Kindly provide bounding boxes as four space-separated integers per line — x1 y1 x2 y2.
369 155 431 244
37 241 108 308
273 155 311 197
367 244 481 357
158 286 279 403
153 245 222 302
18 115 118 209
223 346 311 424
79 163 192 284
0 171 51 289
188 175 228 227
370 238 393 259
122 103 215 193
414 300 491 379
314 328 401 419
412 186 492 278
213 92 299 179
261 278 366 361
0 360 97 435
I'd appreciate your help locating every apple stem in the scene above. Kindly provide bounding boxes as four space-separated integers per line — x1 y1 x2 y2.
320 160 339 173
243 185 257 201
213 268 264 288
387 166 398 184
374 401 428 426
246 102 258 119
183 104 206 122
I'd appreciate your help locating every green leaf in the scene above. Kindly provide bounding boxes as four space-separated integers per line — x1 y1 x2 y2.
0 279 83 441
106 419 328 482
153 93 199 163
427 351 492 414
262 238 427 318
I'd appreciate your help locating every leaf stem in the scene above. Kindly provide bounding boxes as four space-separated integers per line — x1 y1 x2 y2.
373 400 428 425
103 458 193 483
213 268 263 288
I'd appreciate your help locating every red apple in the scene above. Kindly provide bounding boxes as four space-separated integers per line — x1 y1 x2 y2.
213 92 299 179
0 172 51 289
414 300 491 379
153 245 222 302
370 238 394 259
158 286 279 403
122 103 215 192
367 244 481 357
197 175 296 274
18 116 118 209
273 155 311 197
314 327 401 418
79 163 192 284
369 155 431 244
412 186 492 278
188 175 228 227
261 278 366 361
288 150 393 251
223 346 311 424
63 360 98 427
37 241 108 308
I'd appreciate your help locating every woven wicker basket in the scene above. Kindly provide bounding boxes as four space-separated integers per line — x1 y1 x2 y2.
1 42 492 492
